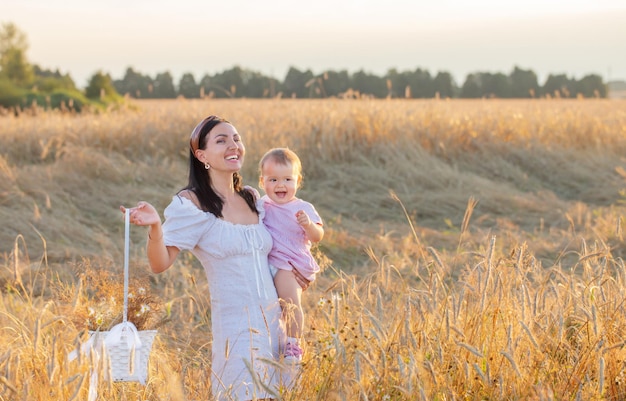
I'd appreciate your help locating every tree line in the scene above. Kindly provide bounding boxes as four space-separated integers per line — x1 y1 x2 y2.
0 22 609 112
114 65 606 100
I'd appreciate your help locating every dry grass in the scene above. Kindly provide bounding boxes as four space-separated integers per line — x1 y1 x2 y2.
1 98 626 399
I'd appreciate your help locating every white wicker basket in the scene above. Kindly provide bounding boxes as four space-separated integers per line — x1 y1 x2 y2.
89 327 157 383
89 209 157 384
67 210 158 401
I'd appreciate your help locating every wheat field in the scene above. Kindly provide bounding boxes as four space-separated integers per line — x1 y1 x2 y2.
1 98 626 400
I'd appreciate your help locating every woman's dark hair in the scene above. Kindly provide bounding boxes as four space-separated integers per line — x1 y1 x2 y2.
182 115 257 217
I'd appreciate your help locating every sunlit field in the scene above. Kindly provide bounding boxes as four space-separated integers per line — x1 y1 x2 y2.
1 98 626 400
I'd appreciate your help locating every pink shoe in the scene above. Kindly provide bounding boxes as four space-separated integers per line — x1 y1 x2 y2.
284 342 303 362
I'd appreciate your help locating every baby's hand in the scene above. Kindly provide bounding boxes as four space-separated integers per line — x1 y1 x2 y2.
295 210 312 228
296 209 324 243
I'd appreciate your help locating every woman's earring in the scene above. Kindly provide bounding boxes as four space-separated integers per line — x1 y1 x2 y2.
204 162 211 170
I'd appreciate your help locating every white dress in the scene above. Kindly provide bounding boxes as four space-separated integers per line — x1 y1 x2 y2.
161 194 285 400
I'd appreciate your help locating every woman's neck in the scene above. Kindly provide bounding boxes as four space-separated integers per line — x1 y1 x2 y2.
209 171 236 198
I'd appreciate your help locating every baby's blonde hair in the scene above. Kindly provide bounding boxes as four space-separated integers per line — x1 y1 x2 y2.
259 147 303 187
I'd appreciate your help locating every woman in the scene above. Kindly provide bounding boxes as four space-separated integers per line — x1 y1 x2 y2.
121 115 288 400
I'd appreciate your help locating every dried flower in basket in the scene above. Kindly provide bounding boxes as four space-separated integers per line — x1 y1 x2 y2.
62 258 167 331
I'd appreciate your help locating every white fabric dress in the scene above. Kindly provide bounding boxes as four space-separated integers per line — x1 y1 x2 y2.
161 194 285 400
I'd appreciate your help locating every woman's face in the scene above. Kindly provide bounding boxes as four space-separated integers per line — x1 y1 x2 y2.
197 122 245 172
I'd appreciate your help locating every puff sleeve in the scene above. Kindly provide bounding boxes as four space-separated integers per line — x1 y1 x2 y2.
161 195 214 251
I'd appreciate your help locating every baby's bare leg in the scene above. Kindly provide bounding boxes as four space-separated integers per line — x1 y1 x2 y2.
274 269 304 338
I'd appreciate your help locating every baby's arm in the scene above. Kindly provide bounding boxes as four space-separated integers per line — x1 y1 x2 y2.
296 210 324 243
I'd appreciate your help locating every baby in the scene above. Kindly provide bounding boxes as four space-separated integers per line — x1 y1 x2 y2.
259 147 324 362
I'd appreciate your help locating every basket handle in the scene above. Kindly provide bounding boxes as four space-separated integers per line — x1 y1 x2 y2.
123 208 130 323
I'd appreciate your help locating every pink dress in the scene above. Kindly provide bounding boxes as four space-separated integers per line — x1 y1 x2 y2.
162 195 287 400
261 196 323 282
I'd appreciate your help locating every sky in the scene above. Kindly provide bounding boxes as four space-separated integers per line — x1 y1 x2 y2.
3 0 626 88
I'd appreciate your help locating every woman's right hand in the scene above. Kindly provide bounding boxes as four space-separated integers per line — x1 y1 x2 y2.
121 202 174 274
291 266 311 291
119 202 160 227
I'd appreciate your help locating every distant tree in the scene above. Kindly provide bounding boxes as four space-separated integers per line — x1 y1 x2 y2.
387 68 435 98
476 73 494 97
33 65 64 79
282 67 314 98
0 75 26 108
240 70 278 97
32 64 76 92
209 66 245 98
481 72 512 98
386 68 411 98
433 71 455 98
178 72 199 98
542 74 572 98
460 74 481 98
222 66 245 97
303 74 327 98
198 74 213 98
351 70 387 98
573 74 606 98
85 71 118 100
153 71 176 98
0 22 34 86
408 68 435 98
266 76 281 98
113 67 154 98
320 70 351 97
510 66 539 98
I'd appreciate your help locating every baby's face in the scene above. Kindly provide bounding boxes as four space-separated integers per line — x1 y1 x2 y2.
260 159 300 204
